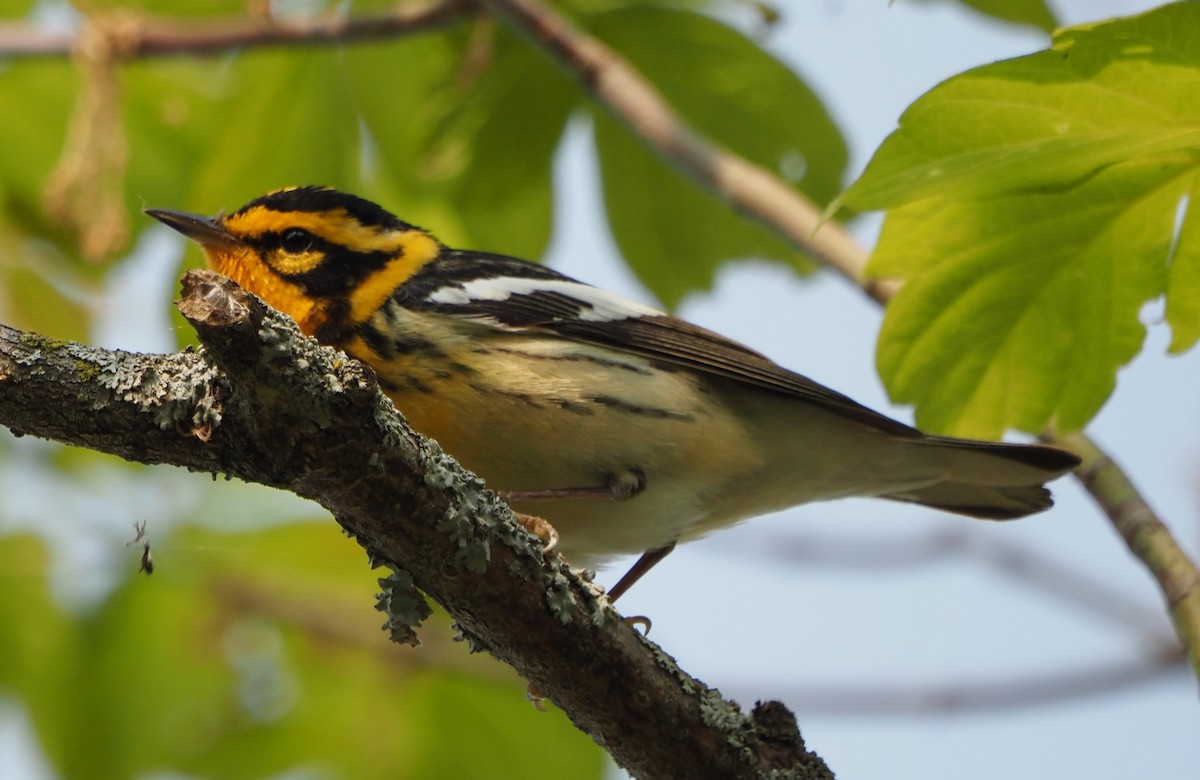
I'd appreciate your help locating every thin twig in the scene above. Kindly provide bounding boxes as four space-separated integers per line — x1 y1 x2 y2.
734 528 1172 639
475 0 1200 683
473 0 894 305
0 0 472 59
1059 431 1200 680
728 648 1186 715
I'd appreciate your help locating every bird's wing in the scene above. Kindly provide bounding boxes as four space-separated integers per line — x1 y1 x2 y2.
399 250 920 437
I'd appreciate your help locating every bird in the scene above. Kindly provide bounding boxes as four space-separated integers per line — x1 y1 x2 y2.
147 186 1080 599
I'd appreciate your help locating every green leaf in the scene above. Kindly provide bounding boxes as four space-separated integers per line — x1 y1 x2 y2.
0 262 91 340
587 5 846 308
0 534 80 769
1166 191 1200 352
348 25 576 258
439 29 577 257
844 3 1200 210
0 0 38 15
873 156 1192 437
189 49 361 213
403 672 607 779
0 60 75 241
124 59 233 223
844 2 1200 435
949 0 1057 33
0 524 605 779
75 0 246 15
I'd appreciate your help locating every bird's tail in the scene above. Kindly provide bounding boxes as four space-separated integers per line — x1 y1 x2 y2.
881 436 1080 519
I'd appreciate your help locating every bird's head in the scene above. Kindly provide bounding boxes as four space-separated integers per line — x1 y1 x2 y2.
146 186 441 341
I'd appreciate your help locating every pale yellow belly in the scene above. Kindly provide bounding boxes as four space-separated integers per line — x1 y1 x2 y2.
355 331 764 565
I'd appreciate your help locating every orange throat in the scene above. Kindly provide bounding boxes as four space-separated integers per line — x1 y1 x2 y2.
203 245 324 337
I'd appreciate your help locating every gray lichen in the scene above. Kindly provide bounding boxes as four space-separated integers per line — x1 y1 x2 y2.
375 567 434 647
698 688 757 765
451 621 489 654
49 337 228 434
545 570 579 625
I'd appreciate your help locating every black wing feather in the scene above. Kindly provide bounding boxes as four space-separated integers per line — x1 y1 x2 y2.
405 250 921 437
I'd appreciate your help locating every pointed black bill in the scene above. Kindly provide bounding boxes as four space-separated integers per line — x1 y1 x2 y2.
145 208 243 249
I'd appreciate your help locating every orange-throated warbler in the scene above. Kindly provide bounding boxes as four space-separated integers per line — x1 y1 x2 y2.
147 187 1080 599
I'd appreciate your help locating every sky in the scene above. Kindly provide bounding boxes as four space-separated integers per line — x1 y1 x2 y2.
1 1 1197 779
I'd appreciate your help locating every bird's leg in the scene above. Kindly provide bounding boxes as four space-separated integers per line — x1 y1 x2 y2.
500 468 646 504
502 469 645 555
607 541 677 603
503 471 667 609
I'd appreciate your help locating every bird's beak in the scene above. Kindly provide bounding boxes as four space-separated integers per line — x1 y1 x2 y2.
144 208 244 249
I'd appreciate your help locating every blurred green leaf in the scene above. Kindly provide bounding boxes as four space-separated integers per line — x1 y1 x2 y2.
403 672 607 779
438 27 577 257
349 25 576 259
0 0 38 16
0 65 97 335
0 524 604 780
0 61 76 243
347 29 477 243
73 0 246 15
843 2 1200 435
948 0 1057 32
0 263 91 340
189 49 362 213
587 5 846 308
0 534 79 769
124 59 233 223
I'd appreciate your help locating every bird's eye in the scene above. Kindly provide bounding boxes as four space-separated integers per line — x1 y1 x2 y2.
281 228 314 254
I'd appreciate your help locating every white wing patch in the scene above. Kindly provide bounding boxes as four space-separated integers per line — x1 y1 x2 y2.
425 277 664 322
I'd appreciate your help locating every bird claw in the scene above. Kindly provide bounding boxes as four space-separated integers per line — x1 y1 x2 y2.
624 615 652 635
514 512 559 553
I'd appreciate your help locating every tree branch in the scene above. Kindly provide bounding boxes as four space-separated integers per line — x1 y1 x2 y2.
0 0 472 59
0 270 831 780
476 0 1200 685
1060 431 1200 680
475 0 893 305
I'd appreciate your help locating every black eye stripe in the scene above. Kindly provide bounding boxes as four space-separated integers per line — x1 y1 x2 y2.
251 229 396 296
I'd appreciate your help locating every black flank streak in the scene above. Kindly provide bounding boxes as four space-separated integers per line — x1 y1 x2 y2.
588 395 694 422
473 383 542 408
357 322 397 358
551 399 595 416
359 323 441 359
490 346 652 376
